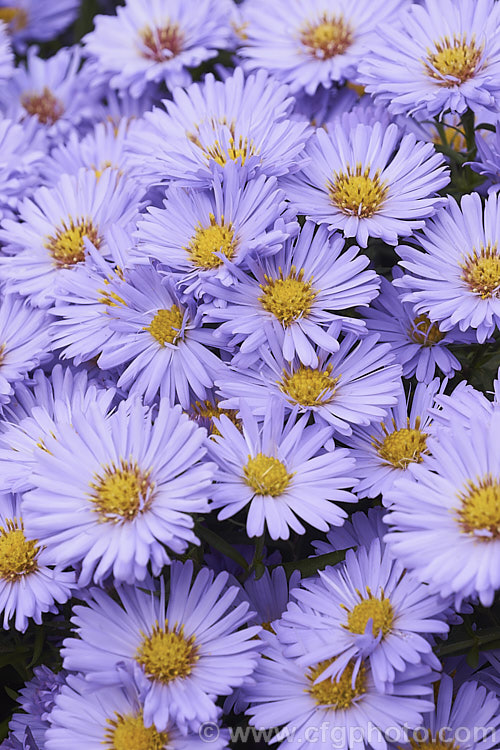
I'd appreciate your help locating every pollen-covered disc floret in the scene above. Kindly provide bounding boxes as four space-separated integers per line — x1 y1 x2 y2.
460 244 500 299
105 710 170 750
456 474 500 538
259 267 317 326
136 621 199 684
345 590 394 637
307 660 366 708
279 364 340 407
147 305 185 347
89 460 154 524
186 214 237 270
328 166 389 218
45 216 101 268
374 418 429 470
300 14 353 60
0 518 39 581
243 453 294 497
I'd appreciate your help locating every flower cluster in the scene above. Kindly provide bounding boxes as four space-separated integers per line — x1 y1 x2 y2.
1 0 500 748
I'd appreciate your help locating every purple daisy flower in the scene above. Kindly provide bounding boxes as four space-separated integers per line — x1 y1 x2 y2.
208 401 358 539
204 221 378 367
384 408 500 607
216 333 402 436
61 561 261 732
22 398 215 586
46 675 229 750
0 0 80 52
135 164 296 298
358 0 500 118
83 0 234 97
239 0 407 96
128 67 311 188
345 380 441 499
246 629 435 750
285 120 449 247
95 267 225 407
0 364 115 493
0 493 75 632
396 192 500 344
0 294 50 406
361 273 474 382
278 537 448 693
312 506 388 556
0 46 100 138
6 666 67 750
0 169 141 307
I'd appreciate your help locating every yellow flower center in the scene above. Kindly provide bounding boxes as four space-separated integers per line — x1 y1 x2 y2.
425 35 483 87
243 453 294 497
147 305 185 346
456 474 500 538
45 216 102 268
21 86 65 125
461 245 500 299
0 519 40 581
139 23 184 61
328 166 389 218
0 7 28 31
202 136 258 167
300 14 353 59
136 621 199 684
191 400 241 437
185 213 237 269
408 314 446 346
259 267 317 326
89 459 154 524
307 660 366 708
344 588 394 637
279 365 340 407
373 418 429 470
409 737 458 750
105 711 169 750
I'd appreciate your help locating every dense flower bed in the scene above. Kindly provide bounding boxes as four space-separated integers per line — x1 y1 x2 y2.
1 1 500 748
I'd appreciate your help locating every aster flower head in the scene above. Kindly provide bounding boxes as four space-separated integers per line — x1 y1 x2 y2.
345 380 442 499
396 192 500 344
0 117 47 221
358 0 500 118
61 561 261 732
240 0 408 96
95 267 225 407
204 221 378 367
468 120 500 193
83 0 234 98
398 673 500 750
362 273 474 382
216 333 402 436
6 665 67 749
278 538 449 693
312 506 388 556
0 169 141 307
22 398 215 586
0 46 101 138
0 364 115 493
0 294 51 407
135 164 296 298
0 0 79 51
46 675 229 750
285 120 449 247
246 629 435 750
0 493 75 632
128 67 311 188
208 400 358 540
384 408 500 607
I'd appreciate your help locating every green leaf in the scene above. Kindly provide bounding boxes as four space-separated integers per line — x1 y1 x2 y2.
195 523 249 572
278 549 351 578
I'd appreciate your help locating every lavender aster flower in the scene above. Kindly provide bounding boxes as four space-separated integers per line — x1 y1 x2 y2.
208 401 358 539
240 0 407 96
6 666 67 750
61 561 261 732
135 165 296 297
396 192 500 344
83 0 234 97
362 273 474 382
384 408 500 607
246 630 435 750
217 333 402 436
285 120 449 247
358 0 500 118
46 675 228 750
204 221 378 367
312 507 388 555
0 493 75 632
128 67 311 187
0 0 80 51
0 169 141 307
23 398 215 586
278 538 448 692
